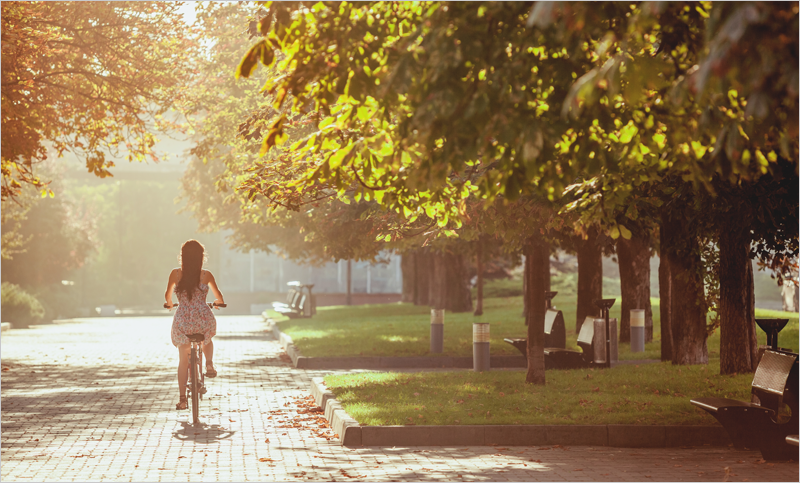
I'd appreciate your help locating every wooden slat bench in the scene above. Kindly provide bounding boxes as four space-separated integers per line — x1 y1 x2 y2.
691 349 799 461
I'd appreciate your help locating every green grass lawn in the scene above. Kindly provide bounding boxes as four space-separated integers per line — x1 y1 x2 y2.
324 361 755 426
277 282 798 427
272 290 799 359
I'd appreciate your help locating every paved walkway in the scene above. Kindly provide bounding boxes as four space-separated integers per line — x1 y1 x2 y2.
1 316 797 482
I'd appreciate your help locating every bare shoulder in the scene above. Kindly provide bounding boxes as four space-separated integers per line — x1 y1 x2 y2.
201 270 216 284
170 268 182 281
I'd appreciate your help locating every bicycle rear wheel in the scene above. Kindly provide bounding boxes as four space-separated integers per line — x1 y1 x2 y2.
189 346 200 424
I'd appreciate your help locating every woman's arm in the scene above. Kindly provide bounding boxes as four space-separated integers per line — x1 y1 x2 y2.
205 270 225 307
165 268 180 309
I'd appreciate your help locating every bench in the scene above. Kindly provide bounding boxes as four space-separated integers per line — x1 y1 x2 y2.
543 316 598 369
691 349 799 461
506 315 616 369
272 288 301 312
272 282 316 319
787 435 799 447
504 308 567 359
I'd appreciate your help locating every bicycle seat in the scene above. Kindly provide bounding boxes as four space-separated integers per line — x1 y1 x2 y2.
186 333 205 343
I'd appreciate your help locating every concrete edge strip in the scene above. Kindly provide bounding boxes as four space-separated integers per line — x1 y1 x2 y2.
1 322 11 332
310 381 730 448
311 378 362 446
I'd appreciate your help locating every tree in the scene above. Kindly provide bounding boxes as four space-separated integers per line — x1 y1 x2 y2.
182 3 441 275
660 187 709 365
574 228 603 333
711 159 799 374
236 1 798 379
430 247 473 313
616 224 654 343
1 166 99 319
658 216 673 362
524 233 549 384
1 1 200 203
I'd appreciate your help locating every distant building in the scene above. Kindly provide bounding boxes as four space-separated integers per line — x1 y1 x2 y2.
218 240 402 295
781 273 799 313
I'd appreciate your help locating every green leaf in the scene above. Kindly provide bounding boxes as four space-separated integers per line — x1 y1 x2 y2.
329 142 354 169
357 106 372 121
319 116 336 130
618 122 638 144
652 133 666 150
609 226 620 239
691 141 707 159
619 225 632 240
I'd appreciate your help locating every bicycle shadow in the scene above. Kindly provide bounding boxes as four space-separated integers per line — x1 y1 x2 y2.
172 421 236 443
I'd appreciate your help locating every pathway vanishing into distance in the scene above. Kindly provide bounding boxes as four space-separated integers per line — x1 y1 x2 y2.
1 315 797 482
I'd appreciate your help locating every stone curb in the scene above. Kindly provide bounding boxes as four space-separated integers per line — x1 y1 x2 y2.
308 379 731 448
267 318 527 369
310 378 361 446
1 322 11 332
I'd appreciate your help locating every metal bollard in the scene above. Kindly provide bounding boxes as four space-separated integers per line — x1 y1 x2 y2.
473 323 490 372
430 309 444 353
630 309 645 353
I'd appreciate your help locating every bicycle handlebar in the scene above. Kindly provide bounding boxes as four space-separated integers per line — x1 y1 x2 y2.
164 302 226 309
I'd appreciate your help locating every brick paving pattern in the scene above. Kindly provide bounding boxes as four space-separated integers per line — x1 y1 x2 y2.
1 315 797 482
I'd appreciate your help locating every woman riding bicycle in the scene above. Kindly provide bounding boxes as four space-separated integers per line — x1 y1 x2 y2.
164 239 225 410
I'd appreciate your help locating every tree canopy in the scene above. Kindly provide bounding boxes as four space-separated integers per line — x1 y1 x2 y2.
226 1 798 381
1 1 201 202
237 1 797 229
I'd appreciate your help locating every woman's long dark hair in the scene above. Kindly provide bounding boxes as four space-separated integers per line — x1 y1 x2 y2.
176 240 206 299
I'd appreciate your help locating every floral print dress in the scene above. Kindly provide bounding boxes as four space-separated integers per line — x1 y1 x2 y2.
171 273 216 347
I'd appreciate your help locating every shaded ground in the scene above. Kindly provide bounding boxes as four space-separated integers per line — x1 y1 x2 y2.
1 316 797 482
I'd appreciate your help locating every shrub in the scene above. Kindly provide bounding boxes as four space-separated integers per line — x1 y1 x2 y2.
1 282 45 326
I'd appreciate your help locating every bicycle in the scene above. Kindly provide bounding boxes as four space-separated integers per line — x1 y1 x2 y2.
164 301 226 425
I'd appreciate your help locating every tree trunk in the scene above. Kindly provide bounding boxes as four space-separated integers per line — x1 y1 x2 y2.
430 250 473 312
524 236 547 385
576 228 603 333
745 259 758 366
474 237 484 316
541 243 551 294
401 251 416 303
718 226 758 374
346 259 352 306
522 254 528 319
617 231 653 343
662 215 708 365
430 251 446 310
658 221 673 362
523 239 550 324
413 248 432 306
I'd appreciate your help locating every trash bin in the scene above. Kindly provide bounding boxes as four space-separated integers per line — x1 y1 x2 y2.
593 317 618 364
